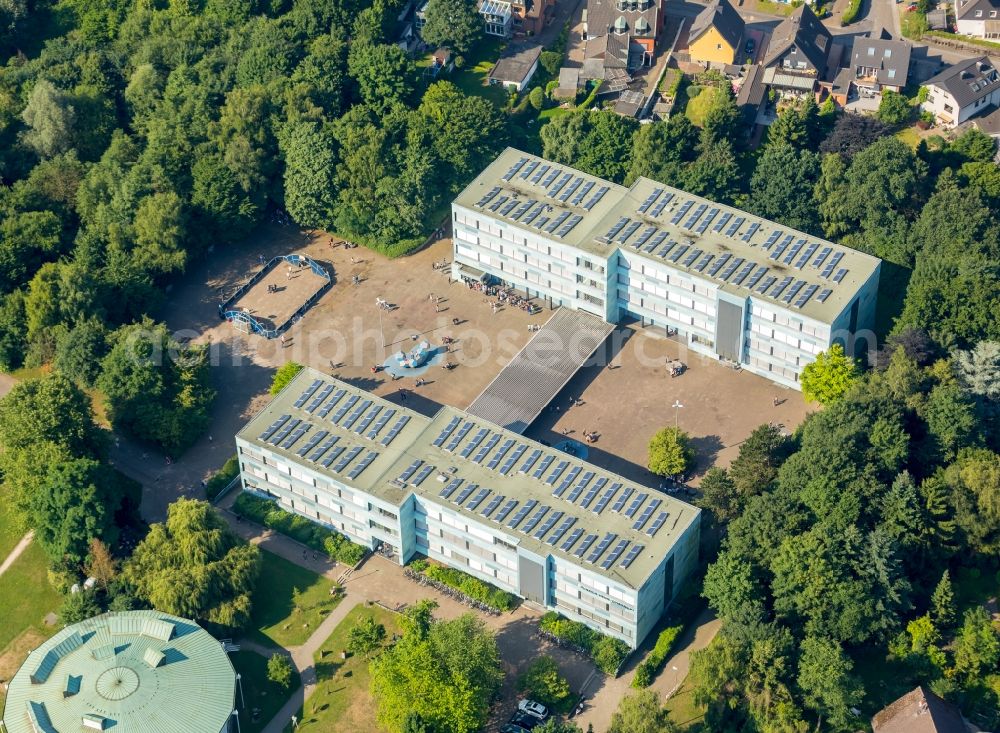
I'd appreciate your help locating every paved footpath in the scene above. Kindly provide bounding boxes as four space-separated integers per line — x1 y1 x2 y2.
0 531 34 579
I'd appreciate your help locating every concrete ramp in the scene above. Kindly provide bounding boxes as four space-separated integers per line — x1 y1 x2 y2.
466 308 615 433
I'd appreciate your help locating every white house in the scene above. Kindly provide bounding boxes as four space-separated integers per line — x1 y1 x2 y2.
955 0 1000 38
488 44 542 92
921 56 1000 128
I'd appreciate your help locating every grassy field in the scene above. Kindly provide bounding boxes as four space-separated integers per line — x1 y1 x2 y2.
664 681 707 729
757 0 795 15
232 649 302 733
283 604 401 733
685 86 720 127
450 37 509 107
250 551 339 648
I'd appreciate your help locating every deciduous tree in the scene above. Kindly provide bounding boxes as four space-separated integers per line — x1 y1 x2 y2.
419 0 480 53
800 344 860 405
647 427 693 478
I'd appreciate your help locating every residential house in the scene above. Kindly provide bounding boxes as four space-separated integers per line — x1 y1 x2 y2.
736 63 768 132
509 0 554 35
688 0 746 66
955 0 1000 39
921 56 1000 127
480 0 514 37
489 44 543 91
850 31 912 96
584 0 662 71
871 686 974 733
761 4 832 97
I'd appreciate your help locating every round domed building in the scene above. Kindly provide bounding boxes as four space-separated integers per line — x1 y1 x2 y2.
1 610 237 733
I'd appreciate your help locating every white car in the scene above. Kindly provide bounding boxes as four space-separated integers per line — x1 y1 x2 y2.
517 700 549 720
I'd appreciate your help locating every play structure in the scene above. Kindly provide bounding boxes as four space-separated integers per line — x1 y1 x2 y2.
395 340 433 369
218 253 332 338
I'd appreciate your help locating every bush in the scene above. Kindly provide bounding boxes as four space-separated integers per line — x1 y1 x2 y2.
528 86 545 110
631 625 683 688
205 454 240 499
517 656 573 712
539 612 631 675
409 558 430 572
270 362 304 395
545 79 559 98
878 89 912 125
841 0 861 25
540 50 562 77
233 492 367 565
424 564 518 611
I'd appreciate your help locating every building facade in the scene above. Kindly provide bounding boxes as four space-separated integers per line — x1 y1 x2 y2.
452 149 881 390
921 56 1000 128
236 370 701 649
955 0 1000 38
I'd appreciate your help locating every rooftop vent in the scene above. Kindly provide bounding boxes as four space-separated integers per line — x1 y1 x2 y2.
143 647 166 668
83 713 111 730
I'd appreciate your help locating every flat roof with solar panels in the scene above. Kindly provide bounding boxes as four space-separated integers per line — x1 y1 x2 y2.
454 148 881 325
238 368 699 590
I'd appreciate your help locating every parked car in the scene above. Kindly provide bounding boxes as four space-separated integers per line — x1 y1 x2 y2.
500 725 531 733
518 700 549 720
510 711 543 730
906 3 917 10
745 38 755 55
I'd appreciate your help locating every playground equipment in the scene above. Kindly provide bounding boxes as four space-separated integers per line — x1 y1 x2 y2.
395 341 433 369
218 253 332 339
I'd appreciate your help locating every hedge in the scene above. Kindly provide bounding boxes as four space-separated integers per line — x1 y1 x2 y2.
631 625 683 688
539 612 631 676
233 493 367 565
206 454 240 499
423 564 518 611
841 0 861 25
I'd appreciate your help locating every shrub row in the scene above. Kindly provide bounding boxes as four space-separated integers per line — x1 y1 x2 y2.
205 455 240 499
841 0 862 25
423 564 518 611
539 611 631 676
631 625 684 688
233 493 367 565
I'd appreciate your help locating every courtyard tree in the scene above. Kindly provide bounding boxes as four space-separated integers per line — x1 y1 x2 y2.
800 344 860 405
608 690 678 733
0 372 106 457
348 615 387 659
877 90 911 125
267 653 294 689
517 656 571 711
647 427 693 478
419 0 480 54
123 498 261 631
60 589 101 625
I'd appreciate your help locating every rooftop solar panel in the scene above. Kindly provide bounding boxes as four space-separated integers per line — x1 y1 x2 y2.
558 177 583 203
521 505 549 534
558 214 584 238
488 195 509 212
812 246 832 268
486 439 515 470
694 253 714 272
320 445 345 468
708 253 730 277
459 428 489 458
347 451 378 480
638 188 663 214
481 493 505 517
354 405 382 434
731 261 755 286
720 257 744 281
381 415 410 446
762 230 782 249
600 217 629 243
645 231 669 253
770 276 794 299
494 499 518 524
439 478 463 499
647 511 670 536
473 434 501 464
317 389 346 418
574 533 598 558
713 211 733 232
609 488 633 513
833 268 848 283
670 200 694 225
397 460 422 483
682 248 702 268
305 384 334 413
466 487 491 511
725 216 746 237
548 516 576 545
455 483 478 505
601 539 630 569
769 238 791 261
521 203 544 227
534 510 563 540
548 172 572 196
553 465 581 497
668 244 688 263
280 422 309 450
593 483 621 514
331 395 357 425
507 499 537 528
560 527 585 552
741 221 762 242
411 464 436 486
624 493 649 519
649 192 674 218
620 544 644 569
502 158 527 181
333 446 363 473
683 203 708 229
541 168 561 188
293 379 322 408
520 449 542 473
259 414 290 442
446 421 474 451
309 436 338 462
545 460 569 486
632 499 661 531
580 477 607 509
545 211 571 234
756 275 777 294
367 408 396 440
782 239 805 265
796 242 819 269
565 471 593 503
530 164 550 184
570 181 594 206
341 399 372 430
297 429 329 457
617 221 642 244
518 160 539 180
816 288 833 303
696 208 719 234
500 199 518 216
500 444 527 475
511 199 534 220
532 454 555 479
475 186 501 208
587 532 617 563
782 279 807 304
270 417 300 445
582 186 609 211
744 266 768 291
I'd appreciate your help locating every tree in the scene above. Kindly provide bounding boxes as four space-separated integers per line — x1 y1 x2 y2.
683 138 742 203
60 589 101 625
20 80 76 159
796 636 862 729
920 383 980 461
271 362 304 395
702 551 763 619
625 116 699 186
534 722 583 733
54 318 108 388
123 499 261 630
517 656 571 710
877 90 911 125
745 144 822 235
930 570 956 631
370 611 503 733
419 0 480 53
800 344 861 405
953 606 1000 682
541 110 638 183
647 427 693 478
86 538 118 589
528 86 545 110
949 127 996 163
402 712 436 733
347 42 414 115
697 467 739 523
348 615 387 658
607 690 678 733
0 373 105 457
267 653 294 689
280 121 339 229
955 341 1000 400
727 424 789 498
819 113 888 157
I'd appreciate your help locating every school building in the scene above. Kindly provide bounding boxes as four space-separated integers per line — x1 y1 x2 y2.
451 148 882 389
235 368 701 649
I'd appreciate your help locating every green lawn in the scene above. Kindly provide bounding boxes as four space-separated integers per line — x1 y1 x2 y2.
757 0 796 16
249 551 339 648
0 499 26 562
895 126 924 150
0 540 61 652
664 681 707 730
450 37 510 107
685 87 720 127
232 650 302 733
283 604 401 733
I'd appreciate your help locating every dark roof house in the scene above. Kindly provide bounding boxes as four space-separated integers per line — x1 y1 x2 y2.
871 686 973 733
851 32 912 90
924 55 1000 108
489 44 543 90
689 0 745 51
762 4 831 76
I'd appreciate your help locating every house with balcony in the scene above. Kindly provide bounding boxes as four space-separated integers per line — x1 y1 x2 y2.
850 32 911 96
761 4 832 98
584 0 662 73
921 56 1000 127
